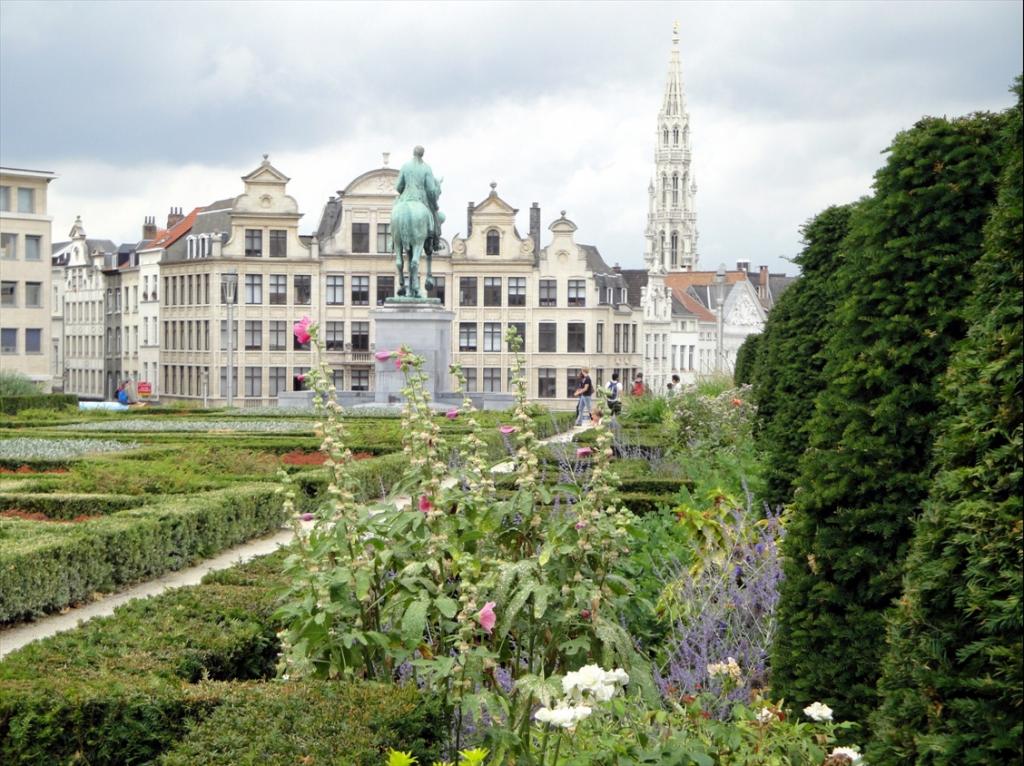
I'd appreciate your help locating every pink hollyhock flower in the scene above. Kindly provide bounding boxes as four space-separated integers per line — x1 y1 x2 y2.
576 447 593 458
374 350 392 362
418 495 432 513
731 398 743 407
499 425 516 435
394 358 404 370
293 316 312 344
580 609 591 620
295 374 306 382
299 512 315 521
477 601 497 634
446 409 459 420
575 519 587 530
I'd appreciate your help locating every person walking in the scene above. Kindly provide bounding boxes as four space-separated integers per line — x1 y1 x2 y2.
631 372 646 397
667 374 681 394
574 367 594 426
606 372 622 419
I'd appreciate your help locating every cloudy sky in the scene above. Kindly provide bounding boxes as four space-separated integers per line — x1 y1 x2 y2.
1 0 1020 274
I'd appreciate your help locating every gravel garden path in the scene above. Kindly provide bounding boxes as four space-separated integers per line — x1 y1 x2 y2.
0 421 591 658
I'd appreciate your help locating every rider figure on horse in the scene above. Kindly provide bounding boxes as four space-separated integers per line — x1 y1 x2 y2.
396 146 442 251
392 146 444 298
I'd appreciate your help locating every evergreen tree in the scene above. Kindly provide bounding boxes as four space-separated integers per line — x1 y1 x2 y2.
770 111 1007 727
732 332 763 387
869 79 1023 765
751 204 854 509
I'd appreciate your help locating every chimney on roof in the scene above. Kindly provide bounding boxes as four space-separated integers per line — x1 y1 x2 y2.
737 259 750 274
142 216 157 240
166 206 184 229
529 203 541 264
759 265 769 299
467 202 474 237
613 263 622 273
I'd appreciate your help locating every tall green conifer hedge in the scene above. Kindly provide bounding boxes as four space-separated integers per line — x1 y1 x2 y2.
868 79 1023 766
751 204 854 509
770 111 1007 727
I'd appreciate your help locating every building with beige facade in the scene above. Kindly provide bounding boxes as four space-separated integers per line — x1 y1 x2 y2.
0 166 56 390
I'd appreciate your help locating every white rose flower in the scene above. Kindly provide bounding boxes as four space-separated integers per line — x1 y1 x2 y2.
828 747 862 763
591 683 616 702
606 667 630 686
803 701 834 722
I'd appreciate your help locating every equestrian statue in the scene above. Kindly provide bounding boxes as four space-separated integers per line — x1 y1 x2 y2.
391 145 444 299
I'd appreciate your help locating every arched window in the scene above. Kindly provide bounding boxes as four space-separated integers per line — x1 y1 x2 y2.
486 229 500 256
662 127 669 146
199 234 209 258
672 126 679 145
672 174 679 206
661 174 668 207
186 236 195 259
659 232 666 266
670 232 679 268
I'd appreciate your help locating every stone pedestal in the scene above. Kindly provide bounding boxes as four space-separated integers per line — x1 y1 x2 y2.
371 303 455 404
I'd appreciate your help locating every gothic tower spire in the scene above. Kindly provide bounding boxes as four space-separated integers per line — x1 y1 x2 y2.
645 21 698 273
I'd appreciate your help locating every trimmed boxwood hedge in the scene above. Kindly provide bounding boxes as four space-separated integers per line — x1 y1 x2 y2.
0 484 287 623
157 681 444 766
0 492 145 519
0 549 445 765
0 394 77 415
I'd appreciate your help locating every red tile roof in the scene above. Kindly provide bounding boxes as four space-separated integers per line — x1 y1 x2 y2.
672 287 716 321
143 207 201 250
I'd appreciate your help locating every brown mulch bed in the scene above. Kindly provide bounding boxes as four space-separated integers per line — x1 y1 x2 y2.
0 465 68 475
280 450 375 466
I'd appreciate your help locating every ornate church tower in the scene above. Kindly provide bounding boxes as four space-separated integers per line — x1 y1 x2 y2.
644 22 698 273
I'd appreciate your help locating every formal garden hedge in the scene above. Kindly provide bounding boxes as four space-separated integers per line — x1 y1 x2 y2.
0 550 444 766
0 484 287 623
0 394 78 416
0 491 145 518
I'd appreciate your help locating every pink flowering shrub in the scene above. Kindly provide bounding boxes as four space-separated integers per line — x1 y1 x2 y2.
276 325 646 762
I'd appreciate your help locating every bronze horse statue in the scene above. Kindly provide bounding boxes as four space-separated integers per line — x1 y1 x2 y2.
391 146 444 299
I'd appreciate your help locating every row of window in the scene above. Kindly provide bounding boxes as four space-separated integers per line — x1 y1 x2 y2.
454 321 639 354
159 319 373 353
0 232 42 260
162 274 210 307
0 327 43 354
161 365 372 398
243 229 289 258
349 223 511 258
1 280 43 308
660 125 687 147
0 185 37 214
67 368 101 394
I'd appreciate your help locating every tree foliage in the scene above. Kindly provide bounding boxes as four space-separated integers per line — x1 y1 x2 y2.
750 204 855 509
869 78 1023 765
770 110 1008 727
732 332 762 387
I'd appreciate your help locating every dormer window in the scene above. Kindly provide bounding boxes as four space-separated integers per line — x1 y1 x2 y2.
620 288 627 304
198 234 209 258
486 230 500 256
186 236 196 259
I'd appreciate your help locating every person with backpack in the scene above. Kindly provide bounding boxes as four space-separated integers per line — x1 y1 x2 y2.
606 372 622 417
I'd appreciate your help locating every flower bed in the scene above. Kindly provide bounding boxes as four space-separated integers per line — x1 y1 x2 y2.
59 418 315 433
0 437 139 461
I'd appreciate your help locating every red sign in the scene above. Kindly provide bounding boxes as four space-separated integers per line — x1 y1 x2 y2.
138 382 152 398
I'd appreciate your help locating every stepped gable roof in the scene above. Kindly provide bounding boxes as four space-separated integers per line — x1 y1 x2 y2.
618 268 649 309
144 207 200 250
